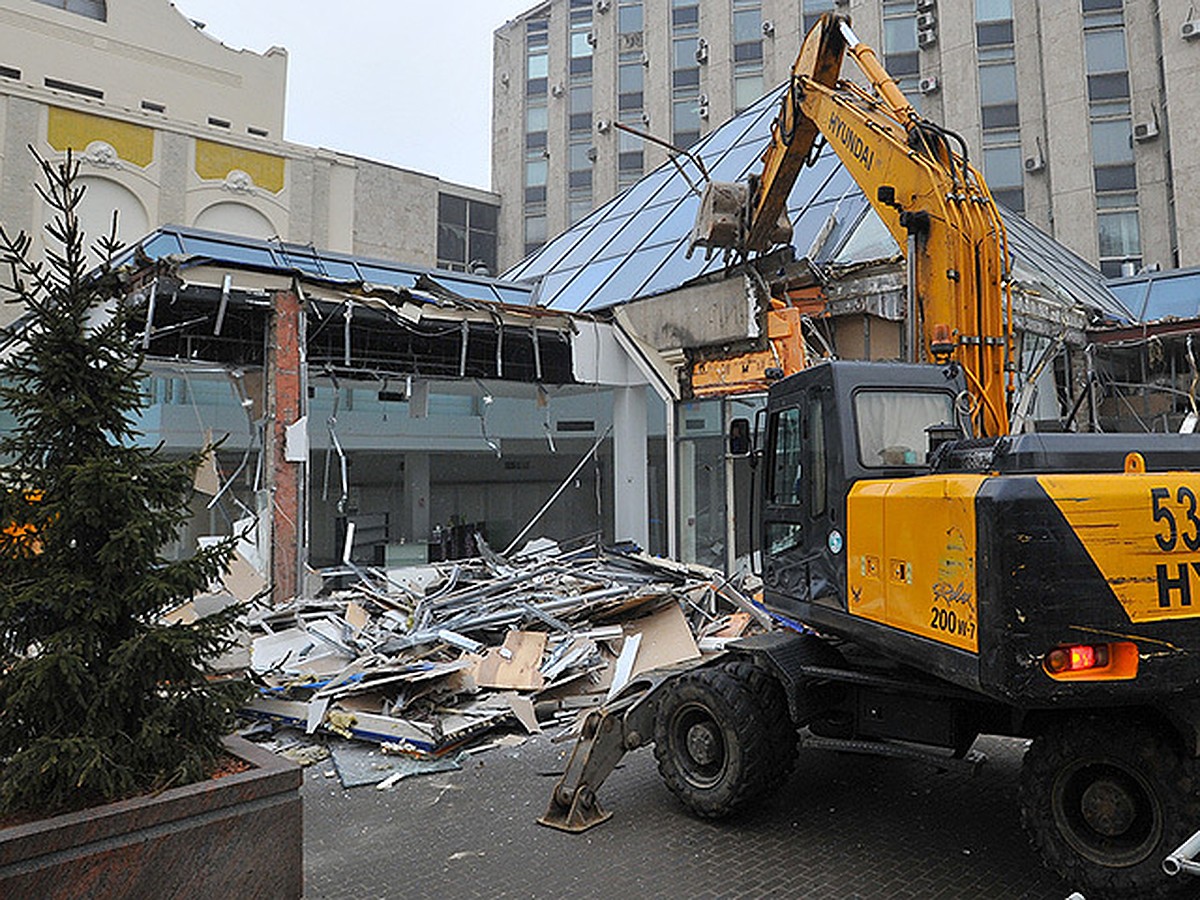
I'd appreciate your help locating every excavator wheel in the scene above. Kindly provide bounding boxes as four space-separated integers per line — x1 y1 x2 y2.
652 658 795 819
1020 715 1200 899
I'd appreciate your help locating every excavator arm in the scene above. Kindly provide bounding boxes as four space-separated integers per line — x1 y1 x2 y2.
693 14 1013 437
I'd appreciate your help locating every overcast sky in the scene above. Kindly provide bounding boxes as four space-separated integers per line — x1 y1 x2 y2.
171 1 535 190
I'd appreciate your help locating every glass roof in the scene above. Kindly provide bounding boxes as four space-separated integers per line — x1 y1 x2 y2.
1108 266 1200 323
119 225 534 306
504 85 1130 323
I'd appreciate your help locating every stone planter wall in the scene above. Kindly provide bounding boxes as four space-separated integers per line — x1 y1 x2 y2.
0 735 302 899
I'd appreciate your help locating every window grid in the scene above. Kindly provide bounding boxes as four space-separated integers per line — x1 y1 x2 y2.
1082 1 1140 276
569 3 594 224
976 0 1023 212
524 17 550 256
672 0 702 149
732 0 763 114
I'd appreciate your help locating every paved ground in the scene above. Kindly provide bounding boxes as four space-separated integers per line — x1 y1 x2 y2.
302 731 1082 899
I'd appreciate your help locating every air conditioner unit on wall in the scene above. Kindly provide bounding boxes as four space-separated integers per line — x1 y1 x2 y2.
916 12 936 29
1134 119 1159 141
586 30 596 47
917 0 936 10
761 20 775 37
1182 20 1200 39
918 75 940 94
695 39 709 63
918 29 938 48
1024 155 1045 173
596 0 610 13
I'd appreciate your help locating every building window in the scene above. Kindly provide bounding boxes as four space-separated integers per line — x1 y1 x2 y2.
33 0 106 21
568 0 594 224
671 0 702 149
976 0 1022 212
523 17 550 256
733 0 764 113
618 0 643 34
801 0 836 35
617 41 646 188
437 194 498 275
1083 1 1139 274
883 0 920 106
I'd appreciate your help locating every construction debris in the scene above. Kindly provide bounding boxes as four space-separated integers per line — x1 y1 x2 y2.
225 539 773 787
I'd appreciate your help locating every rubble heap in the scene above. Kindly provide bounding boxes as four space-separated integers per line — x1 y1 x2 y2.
232 541 771 779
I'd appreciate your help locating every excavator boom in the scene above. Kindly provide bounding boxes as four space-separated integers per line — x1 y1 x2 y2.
693 14 1013 437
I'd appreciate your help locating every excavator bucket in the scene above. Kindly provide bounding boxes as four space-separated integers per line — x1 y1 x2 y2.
690 180 794 257
690 181 748 254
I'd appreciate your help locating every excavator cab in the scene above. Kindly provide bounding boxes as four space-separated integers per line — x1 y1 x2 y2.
758 360 967 631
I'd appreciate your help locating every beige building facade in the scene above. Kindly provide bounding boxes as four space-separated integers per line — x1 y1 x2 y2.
0 0 500 328
493 0 1200 280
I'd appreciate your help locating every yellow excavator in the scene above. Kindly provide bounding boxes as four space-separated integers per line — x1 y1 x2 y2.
541 15 1200 899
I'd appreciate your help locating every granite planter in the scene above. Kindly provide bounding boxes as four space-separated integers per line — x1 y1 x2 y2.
0 735 302 899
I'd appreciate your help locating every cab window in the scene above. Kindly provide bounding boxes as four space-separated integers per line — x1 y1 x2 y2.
855 390 954 467
769 407 803 505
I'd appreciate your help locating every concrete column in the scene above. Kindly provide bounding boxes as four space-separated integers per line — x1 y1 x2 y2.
403 452 431 542
612 385 649 549
267 289 304 604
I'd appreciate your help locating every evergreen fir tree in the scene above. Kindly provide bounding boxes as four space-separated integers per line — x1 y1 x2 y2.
0 151 247 815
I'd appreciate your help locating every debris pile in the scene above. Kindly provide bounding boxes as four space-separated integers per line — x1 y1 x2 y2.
233 541 771 784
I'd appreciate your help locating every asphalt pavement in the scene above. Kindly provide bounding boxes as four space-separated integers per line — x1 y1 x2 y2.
302 732 1082 899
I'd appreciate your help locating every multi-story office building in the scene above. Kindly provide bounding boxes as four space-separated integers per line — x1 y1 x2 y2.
492 0 1200 278
0 0 501 330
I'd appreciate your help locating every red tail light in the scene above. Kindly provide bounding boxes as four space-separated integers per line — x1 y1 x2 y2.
1046 643 1109 673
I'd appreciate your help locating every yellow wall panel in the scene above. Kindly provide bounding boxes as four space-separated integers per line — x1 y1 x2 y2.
47 107 154 168
194 139 285 194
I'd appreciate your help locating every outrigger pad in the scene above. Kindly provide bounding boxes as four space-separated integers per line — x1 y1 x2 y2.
538 789 614 833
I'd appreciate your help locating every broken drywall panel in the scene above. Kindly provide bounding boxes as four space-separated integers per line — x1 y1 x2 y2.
193 434 222 496
605 632 642 702
251 627 315 673
475 631 548 691
627 602 701 680
285 416 309 462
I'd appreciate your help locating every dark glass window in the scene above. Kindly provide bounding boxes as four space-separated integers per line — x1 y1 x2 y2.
34 0 106 20
672 6 699 27
438 195 499 274
884 53 919 76
976 21 1014 45
981 104 1020 129
1094 164 1137 192
1087 72 1130 101
734 42 763 63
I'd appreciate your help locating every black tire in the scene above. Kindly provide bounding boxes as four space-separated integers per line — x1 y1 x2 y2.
652 658 796 819
1020 715 1200 899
